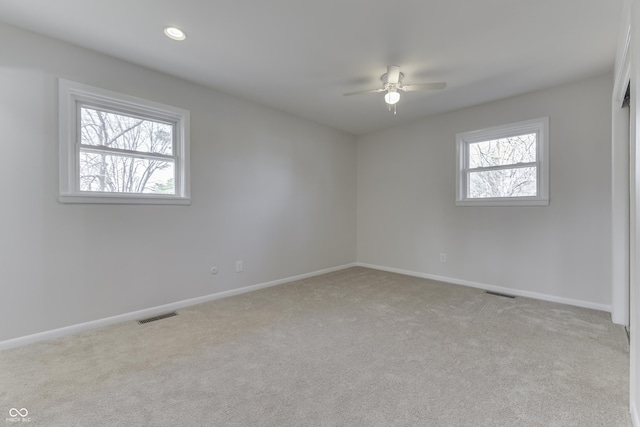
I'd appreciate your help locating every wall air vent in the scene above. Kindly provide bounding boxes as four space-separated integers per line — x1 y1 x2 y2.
137 312 178 325
484 290 516 299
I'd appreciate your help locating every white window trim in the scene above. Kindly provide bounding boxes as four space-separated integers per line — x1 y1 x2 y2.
455 117 549 207
58 79 191 205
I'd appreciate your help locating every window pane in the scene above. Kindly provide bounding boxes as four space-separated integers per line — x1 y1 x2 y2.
79 151 175 194
80 106 173 155
469 167 536 198
468 133 536 168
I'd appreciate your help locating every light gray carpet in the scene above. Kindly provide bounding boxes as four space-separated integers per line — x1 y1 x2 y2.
0 267 630 426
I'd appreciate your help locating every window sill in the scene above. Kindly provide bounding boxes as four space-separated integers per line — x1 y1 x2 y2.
59 193 191 205
455 197 549 207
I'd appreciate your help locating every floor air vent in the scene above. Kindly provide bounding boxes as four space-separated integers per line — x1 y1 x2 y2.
484 290 516 299
137 312 178 325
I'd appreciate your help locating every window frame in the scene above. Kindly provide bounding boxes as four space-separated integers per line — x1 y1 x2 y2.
455 117 549 207
58 79 191 205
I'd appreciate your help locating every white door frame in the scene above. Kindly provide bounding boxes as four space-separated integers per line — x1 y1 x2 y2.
612 9 632 327
624 0 640 424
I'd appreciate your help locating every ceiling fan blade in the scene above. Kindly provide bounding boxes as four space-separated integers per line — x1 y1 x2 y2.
400 82 447 91
343 88 385 96
387 65 401 84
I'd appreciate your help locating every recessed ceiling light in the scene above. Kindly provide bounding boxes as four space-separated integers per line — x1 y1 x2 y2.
164 27 186 41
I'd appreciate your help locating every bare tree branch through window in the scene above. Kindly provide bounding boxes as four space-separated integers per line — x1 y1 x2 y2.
79 107 175 194
467 133 537 198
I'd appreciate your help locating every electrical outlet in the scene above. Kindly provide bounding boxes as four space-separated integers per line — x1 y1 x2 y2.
235 260 243 273
439 253 447 263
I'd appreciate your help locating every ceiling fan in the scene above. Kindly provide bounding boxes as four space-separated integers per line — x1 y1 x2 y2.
343 65 446 114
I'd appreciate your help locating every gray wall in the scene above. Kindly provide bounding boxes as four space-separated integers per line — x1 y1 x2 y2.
357 74 613 308
0 23 357 342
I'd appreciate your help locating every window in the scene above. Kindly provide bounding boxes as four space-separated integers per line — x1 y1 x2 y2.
455 117 549 206
59 79 190 204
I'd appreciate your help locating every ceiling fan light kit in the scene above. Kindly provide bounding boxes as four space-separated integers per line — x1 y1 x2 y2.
384 91 400 114
384 90 400 105
344 65 446 115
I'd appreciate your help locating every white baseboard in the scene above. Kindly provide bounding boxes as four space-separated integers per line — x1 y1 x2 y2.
632 403 639 427
0 263 357 351
357 262 612 313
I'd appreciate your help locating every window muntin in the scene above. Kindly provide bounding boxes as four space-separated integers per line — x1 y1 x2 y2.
456 118 549 206
59 79 190 204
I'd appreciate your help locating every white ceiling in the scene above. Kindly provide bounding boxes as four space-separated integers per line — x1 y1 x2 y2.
0 0 624 135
